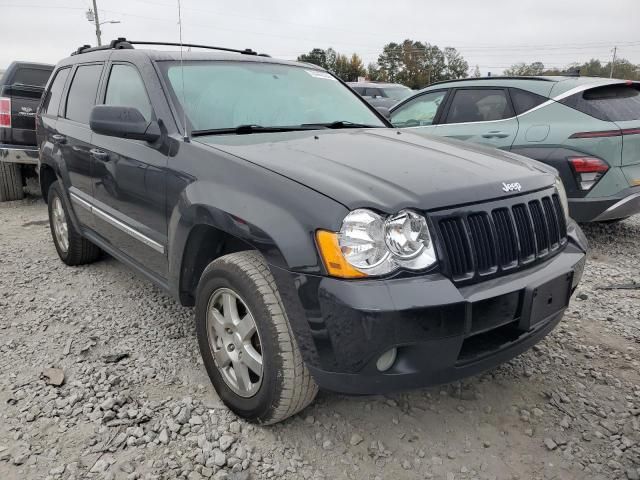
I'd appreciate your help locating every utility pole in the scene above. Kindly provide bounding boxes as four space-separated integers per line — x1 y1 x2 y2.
92 0 102 46
610 46 617 78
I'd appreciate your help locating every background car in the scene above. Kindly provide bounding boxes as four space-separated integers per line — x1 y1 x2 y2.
389 76 640 223
348 81 413 108
0 61 54 201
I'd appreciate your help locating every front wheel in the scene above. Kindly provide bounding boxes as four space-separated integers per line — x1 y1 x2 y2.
196 251 318 424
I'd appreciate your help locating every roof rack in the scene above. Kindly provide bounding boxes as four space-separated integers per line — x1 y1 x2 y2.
71 37 269 57
426 76 556 87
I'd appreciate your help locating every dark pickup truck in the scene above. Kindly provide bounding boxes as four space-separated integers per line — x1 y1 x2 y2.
0 61 54 201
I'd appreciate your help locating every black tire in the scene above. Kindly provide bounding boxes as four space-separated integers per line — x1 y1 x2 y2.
196 251 318 424
0 162 24 202
47 181 101 266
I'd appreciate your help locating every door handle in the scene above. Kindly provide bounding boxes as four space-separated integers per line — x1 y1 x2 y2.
90 148 109 161
52 134 66 144
481 131 510 139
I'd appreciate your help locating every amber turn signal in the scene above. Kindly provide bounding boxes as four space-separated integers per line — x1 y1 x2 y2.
316 230 367 279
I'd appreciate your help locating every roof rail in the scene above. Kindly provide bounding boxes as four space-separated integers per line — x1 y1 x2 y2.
426 76 555 87
71 38 268 57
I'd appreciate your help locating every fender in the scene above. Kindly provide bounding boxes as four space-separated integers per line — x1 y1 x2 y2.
165 146 350 299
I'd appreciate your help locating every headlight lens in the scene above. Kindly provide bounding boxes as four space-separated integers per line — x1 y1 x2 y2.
554 177 570 221
384 210 437 269
336 208 437 276
338 209 394 275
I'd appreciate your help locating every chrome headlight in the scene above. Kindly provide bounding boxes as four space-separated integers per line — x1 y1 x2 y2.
554 177 570 221
337 208 437 276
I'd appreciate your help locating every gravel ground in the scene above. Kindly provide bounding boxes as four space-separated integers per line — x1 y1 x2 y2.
1 192 639 480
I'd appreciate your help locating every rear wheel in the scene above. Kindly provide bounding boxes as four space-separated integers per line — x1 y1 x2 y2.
196 251 318 424
0 162 24 202
47 181 101 265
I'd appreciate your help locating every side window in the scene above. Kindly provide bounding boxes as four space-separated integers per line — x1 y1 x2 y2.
510 88 547 115
390 90 447 127
444 89 514 124
65 64 103 124
104 64 153 121
352 87 365 95
42 68 70 117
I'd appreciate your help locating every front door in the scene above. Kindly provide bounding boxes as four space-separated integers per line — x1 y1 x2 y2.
389 89 448 136
90 62 168 278
435 88 519 150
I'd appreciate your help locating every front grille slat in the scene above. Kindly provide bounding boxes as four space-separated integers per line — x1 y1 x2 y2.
435 192 567 284
439 218 472 278
542 197 560 247
513 204 535 260
529 200 549 255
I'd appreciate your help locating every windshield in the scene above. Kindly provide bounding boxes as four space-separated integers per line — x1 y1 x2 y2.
382 87 412 101
159 61 386 132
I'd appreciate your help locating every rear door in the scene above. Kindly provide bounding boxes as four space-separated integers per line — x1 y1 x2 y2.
57 63 104 226
90 62 168 277
389 89 449 134
435 87 519 149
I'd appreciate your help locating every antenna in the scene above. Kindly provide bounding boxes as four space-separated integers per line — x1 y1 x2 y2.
177 0 189 142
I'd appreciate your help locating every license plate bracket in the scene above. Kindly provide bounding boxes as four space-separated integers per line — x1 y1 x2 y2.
519 271 573 330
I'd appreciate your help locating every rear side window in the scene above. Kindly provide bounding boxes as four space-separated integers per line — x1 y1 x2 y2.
42 68 70 117
560 84 640 121
445 89 514 123
509 88 548 115
65 64 103 124
13 67 53 87
104 64 152 121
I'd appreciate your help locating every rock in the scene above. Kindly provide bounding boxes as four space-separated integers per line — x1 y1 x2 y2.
90 456 113 473
349 434 363 446
42 368 65 386
627 469 640 480
50 464 66 475
544 438 557 451
158 429 169 445
13 451 29 465
119 461 135 473
213 450 227 467
219 435 234 452
103 353 129 363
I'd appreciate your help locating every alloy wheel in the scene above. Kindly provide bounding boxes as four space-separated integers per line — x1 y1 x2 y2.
206 288 263 397
51 195 69 253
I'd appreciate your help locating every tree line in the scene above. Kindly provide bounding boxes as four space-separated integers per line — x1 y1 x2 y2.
504 59 640 80
298 39 469 89
297 40 640 87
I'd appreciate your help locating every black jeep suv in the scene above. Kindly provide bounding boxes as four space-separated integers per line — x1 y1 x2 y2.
36 39 587 424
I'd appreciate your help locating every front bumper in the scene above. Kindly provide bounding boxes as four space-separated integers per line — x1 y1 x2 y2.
272 224 587 395
0 145 39 165
570 185 640 222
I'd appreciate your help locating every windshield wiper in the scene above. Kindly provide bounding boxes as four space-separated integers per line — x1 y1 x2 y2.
191 124 318 136
301 121 382 129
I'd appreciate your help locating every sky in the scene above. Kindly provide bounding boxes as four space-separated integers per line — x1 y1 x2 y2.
1 0 639 75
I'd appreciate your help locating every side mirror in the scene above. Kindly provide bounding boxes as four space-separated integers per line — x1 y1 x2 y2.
90 105 161 142
375 106 391 120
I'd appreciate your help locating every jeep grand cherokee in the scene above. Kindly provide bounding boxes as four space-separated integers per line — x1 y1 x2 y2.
36 39 587 424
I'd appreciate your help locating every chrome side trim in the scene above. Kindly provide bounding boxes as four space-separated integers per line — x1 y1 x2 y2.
69 192 165 254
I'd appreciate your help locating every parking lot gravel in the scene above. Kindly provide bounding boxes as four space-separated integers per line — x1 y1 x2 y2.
1 192 639 480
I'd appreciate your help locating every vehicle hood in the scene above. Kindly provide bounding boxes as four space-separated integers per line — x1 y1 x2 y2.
196 129 556 212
